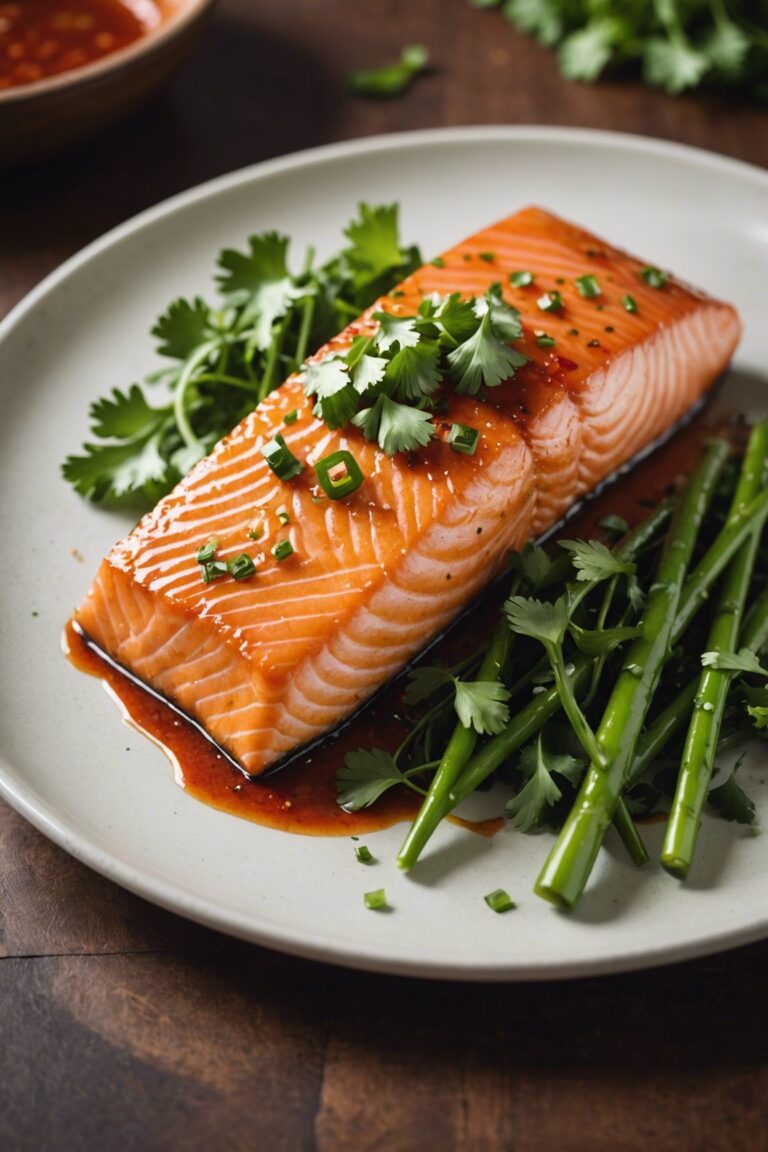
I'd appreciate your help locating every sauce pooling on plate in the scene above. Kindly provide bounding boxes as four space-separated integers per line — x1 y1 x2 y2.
0 0 159 90
63 410 736 836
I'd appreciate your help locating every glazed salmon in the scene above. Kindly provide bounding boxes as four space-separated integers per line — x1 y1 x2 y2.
75 207 740 776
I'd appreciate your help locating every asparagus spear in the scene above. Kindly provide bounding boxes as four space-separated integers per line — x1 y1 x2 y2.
397 476 768 872
535 440 730 909
626 581 768 792
396 502 671 871
663 424 768 877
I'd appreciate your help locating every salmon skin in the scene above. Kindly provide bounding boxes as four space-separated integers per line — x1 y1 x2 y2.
76 207 741 777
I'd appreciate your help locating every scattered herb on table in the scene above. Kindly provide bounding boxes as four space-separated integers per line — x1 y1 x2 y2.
348 44 429 98
473 1 768 97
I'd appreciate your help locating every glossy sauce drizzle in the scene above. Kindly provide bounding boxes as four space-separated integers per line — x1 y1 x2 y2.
64 409 738 837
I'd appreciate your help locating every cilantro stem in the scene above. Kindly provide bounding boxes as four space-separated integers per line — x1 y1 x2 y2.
536 440 730 909
293 295 316 373
193 372 262 393
662 421 768 879
173 339 220 452
397 625 512 870
259 314 291 401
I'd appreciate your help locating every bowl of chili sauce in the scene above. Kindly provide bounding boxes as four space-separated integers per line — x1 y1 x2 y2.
0 0 215 163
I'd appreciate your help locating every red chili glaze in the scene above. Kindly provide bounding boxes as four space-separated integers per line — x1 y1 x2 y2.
64 407 742 835
0 0 158 90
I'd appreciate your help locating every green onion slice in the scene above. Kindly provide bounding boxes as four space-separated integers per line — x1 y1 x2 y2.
575 274 601 298
315 449 364 500
536 290 564 313
228 553 256 581
284 409 299 425
510 270 534 288
196 539 217 564
262 432 304 480
484 889 516 913
364 888 387 911
622 294 638 313
639 266 668 289
355 845 373 863
535 333 556 348
200 559 228 584
272 540 295 562
448 423 479 456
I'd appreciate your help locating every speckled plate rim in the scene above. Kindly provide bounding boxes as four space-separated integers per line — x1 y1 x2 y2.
0 126 766 981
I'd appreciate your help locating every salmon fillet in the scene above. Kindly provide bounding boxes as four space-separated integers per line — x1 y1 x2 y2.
75 207 741 776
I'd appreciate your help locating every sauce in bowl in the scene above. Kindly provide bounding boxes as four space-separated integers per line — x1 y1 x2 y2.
0 0 160 90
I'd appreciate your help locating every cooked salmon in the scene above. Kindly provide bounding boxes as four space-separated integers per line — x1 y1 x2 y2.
75 207 741 776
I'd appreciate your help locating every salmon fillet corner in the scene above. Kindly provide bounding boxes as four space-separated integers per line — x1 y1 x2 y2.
75 207 741 776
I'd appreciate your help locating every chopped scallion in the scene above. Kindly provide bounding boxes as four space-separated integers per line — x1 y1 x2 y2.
537 290 564 313
364 888 387 911
272 540 295 562
484 889 516 913
248 527 263 541
262 432 304 480
536 333 556 348
622 294 638 313
448 423 479 456
639 266 668 289
228 553 256 581
277 507 290 525
510 270 534 288
196 539 217 564
575 274 601 298
315 449 364 500
200 560 228 584
430 256 445 268
478 251 495 263
284 409 299 425
355 845 373 863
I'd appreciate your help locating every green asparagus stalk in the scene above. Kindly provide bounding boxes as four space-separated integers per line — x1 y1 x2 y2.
535 440 730 909
626 581 768 792
663 425 768 877
396 502 671 871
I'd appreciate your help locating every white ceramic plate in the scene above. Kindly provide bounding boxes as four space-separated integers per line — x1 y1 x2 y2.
1 128 766 980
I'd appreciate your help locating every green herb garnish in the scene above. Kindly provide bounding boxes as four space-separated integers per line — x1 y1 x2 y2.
315 449 364 500
262 433 303 480
448 423 479 456
510 270 534 288
272 540 295 562
640 266 669 289
575 274 601 298
364 888 388 910
622 294 638 313
355 845 374 863
349 44 429 98
536 291 564 313
484 889 516 913
228 553 256 581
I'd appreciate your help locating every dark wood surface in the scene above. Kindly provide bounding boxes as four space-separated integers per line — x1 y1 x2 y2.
1 3 767 1149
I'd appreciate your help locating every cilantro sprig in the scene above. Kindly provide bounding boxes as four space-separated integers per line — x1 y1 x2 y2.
63 204 422 506
481 0 766 97
302 286 527 456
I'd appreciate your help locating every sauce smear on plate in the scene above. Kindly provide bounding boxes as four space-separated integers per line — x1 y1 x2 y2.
64 409 737 836
0 0 158 89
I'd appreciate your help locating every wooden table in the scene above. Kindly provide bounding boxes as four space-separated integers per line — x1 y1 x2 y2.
2 4 767 1148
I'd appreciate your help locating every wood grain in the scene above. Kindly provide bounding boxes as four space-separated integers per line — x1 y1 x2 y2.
1 1 767 1148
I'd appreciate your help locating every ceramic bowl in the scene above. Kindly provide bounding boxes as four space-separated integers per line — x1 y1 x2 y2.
0 0 215 165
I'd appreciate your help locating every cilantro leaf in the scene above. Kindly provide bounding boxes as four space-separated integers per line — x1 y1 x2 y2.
434 294 480 345
748 703 768 731
373 311 421 352
558 538 635 582
474 286 524 342
453 679 511 735
448 309 526 395
336 748 408 810
508 542 552 589
702 18 749 78
701 648 768 677
88 384 169 441
558 20 616 82
506 734 584 832
152 297 213 360
599 513 630 539
708 755 756 825
343 204 405 278
385 341 441 401
353 395 435 455
505 595 569 646
404 665 453 706
643 37 709 94
569 622 641 657
216 232 300 350
504 0 564 47
348 44 429 99
62 435 171 505
351 353 388 395
303 357 358 429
